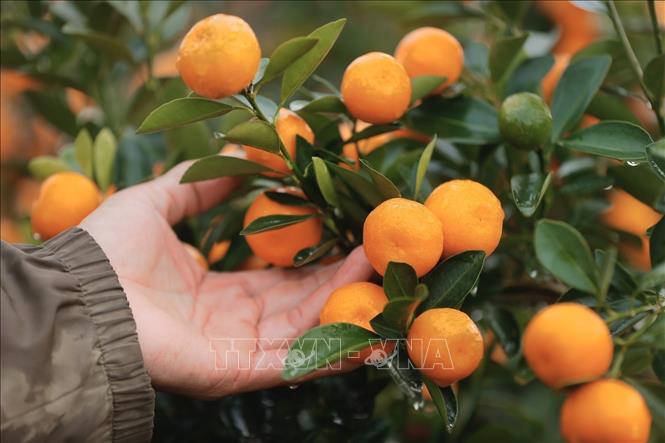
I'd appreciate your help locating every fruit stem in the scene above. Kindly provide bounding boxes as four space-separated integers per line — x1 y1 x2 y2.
606 0 665 135
242 89 269 122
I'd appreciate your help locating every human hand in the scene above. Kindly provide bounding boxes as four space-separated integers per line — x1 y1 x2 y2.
80 162 373 398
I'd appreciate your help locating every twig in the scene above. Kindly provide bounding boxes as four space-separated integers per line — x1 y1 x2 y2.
647 0 663 55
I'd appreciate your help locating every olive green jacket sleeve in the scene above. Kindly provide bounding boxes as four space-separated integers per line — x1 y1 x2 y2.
1 228 154 442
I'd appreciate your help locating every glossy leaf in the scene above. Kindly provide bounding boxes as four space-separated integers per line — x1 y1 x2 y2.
312 157 339 207
74 129 94 179
489 34 528 83
411 76 445 103
551 55 611 140
646 139 665 182
413 136 437 200
643 54 665 101
561 121 652 161
280 19 346 104
511 172 551 217
406 96 500 144
638 262 665 292
384 262 418 300
360 160 401 200
292 95 347 114
137 98 236 134
93 128 117 192
225 119 281 153
609 164 665 212
504 54 554 97
419 251 486 312
370 314 405 339
327 162 384 207
259 36 319 87
381 296 424 332
265 190 310 206
282 322 378 380
293 239 338 267
241 214 317 235
62 25 135 62
650 216 665 266
181 155 271 182
28 156 71 180
484 305 520 357
534 219 598 294
422 378 458 433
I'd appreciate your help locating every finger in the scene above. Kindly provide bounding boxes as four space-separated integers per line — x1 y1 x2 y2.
257 247 373 339
139 161 239 225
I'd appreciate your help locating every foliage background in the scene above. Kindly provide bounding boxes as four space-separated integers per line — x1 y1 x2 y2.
1 1 664 442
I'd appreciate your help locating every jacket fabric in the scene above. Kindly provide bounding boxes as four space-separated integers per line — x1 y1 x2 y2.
1 228 154 442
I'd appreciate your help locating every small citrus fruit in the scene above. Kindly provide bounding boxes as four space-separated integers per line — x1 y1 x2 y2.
363 198 443 277
176 14 261 99
208 240 231 264
341 52 411 124
499 92 552 150
395 27 464 93
31 172 102 240
560 379 651 443
245 109 314 176
243 188 322 267
522 303 613 388
320 282 393 363
424 180 504 257
407 308 484 386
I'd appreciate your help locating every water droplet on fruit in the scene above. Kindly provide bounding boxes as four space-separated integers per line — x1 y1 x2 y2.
603 184 613 191
625 160 639 167
288 384 300 390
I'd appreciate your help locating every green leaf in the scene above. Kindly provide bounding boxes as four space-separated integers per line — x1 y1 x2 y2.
360 160 401 200
384 262 418 300
93 128 117 192
609 164 665 212
511 172 551 217
422 378 458 433
292 95 347 114
312 157 339 207
137 98 236 134
381 295 424 332
647 139 665 182
280 19 346 104
293 239 338 267
28 156 71 180
406 96 500 145
650 216 665 266
225 119 281 153
327 162 384 207
559 174 613 195
62 24 135 62
265 190 310 206
483 305 520 357
411 76 445 103
370 314 405 339
643 54 665 101
241 214 317 235
489 34 528 83
108 0 142 32
419 251 486 312
653 351 665 384
638 262 665 292
74 129 94 179
282 322 378 380
505 55 554 97
551 55 611 140
413 136 437 201
534 220 598 294
180 155 271 182
259 36 319 87
596 246 617 304
594 249 637 294
560 121 652 161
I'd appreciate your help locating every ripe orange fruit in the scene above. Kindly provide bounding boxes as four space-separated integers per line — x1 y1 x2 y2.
208 240 231 264
245 109 314 176
407 308 484 386
341 52 412 125
31 172 102 241
363 198 443 277
522 303 613 388
395 27 464 93
319 281 393 363
560 379 652 443
602 189 662 271
424 180 504 258
538 0 599 56
542 54 570 103
243 188 322 267
176 14 261 99
183 243 208 270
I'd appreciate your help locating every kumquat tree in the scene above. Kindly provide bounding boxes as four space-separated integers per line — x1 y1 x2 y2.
1 1 664 442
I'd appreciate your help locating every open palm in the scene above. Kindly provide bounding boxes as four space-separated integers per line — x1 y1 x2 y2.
81 162 372 398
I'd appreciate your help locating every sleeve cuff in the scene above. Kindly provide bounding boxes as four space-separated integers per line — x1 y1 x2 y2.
44 228 155 442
